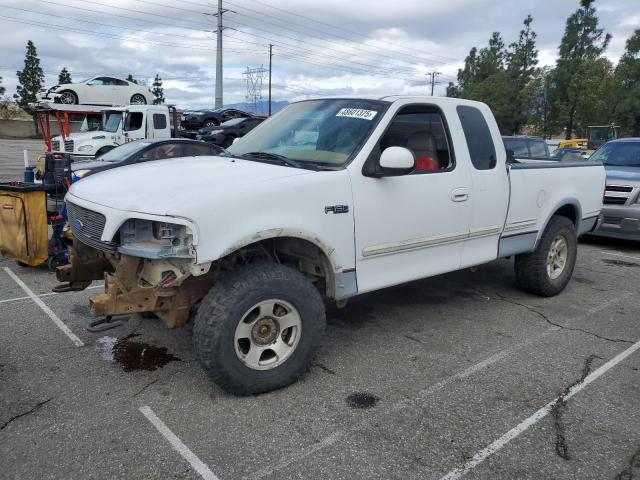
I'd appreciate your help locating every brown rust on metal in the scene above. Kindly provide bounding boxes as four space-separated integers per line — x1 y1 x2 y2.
90 271 216 328
55 240 112 290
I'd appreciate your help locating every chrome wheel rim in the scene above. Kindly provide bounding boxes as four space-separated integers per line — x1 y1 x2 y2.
131 95 145 104
547 234 568 280
60 92 75 104
234 299 302 370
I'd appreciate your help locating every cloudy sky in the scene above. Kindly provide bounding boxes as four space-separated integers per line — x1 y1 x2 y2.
1 0 638 109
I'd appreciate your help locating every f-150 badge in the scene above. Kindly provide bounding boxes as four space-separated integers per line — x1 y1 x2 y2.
325 205 349 214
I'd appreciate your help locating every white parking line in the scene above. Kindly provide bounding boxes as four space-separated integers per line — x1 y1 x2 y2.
601 251 640 262
3 267 84 347
439 338 640 480
0 284 104 305
139 406 220 480
245 292 633 480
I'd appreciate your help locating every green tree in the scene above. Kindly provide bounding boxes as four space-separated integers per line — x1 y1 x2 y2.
152 74 165 105
0 76 5 96
549 0 611 139
613 29 640 136
58 67 72 84
525 67 554 137
126 74 138 85
506 15 539 133
14 40 45 113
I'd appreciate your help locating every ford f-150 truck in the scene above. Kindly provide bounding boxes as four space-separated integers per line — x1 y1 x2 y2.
56 96 605 394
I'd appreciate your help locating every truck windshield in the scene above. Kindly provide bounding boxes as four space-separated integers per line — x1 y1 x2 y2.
226 99 388 167
590 142 640 167
104 112 122 133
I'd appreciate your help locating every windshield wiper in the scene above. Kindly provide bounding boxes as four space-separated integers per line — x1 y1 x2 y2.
240 151 312 170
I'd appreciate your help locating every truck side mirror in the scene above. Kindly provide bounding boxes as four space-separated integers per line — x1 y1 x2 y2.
362 146 415 178
380 146 415 170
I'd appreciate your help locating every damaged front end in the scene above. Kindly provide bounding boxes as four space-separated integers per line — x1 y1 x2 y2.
57 214 214 328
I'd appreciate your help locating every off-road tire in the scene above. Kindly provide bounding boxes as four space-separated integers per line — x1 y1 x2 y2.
193 262 326 395
514 215 577 297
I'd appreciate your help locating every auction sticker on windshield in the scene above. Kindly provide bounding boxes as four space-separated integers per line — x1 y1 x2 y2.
336 108 378 120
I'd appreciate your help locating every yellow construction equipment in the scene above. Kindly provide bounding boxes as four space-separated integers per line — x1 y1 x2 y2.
0 183 49 266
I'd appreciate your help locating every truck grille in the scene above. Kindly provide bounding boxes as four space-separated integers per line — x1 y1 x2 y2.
51 140 60 151
67 202 116 252
64 140 74 152
603 184 635 206
604 196 628 205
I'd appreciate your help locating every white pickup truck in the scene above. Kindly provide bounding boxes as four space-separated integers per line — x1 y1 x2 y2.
57 96 605 394
51 105 177 159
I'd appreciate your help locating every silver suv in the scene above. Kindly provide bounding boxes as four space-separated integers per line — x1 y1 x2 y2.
590 138 640 240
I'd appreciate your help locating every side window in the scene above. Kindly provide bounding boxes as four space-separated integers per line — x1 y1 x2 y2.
87 77 106 86
153 114 167 130
503 138 529 158
124 112 144 131
378 106 454 174
113 79 129 86
141 144 182 161
182 143 216 156
529 140 548 159
457 106 497 170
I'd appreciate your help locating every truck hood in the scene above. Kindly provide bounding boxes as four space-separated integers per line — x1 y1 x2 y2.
67 155 312 216
604 165 640 182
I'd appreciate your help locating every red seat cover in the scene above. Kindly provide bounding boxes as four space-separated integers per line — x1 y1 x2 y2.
415 155 439 172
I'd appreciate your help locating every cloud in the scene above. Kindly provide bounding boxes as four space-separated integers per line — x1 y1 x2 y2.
0 0 637 108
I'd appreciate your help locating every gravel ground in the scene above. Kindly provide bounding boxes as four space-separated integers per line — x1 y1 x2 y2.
0 234 639 480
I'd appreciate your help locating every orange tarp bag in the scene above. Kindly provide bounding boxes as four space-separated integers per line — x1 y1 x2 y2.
0 183 48 266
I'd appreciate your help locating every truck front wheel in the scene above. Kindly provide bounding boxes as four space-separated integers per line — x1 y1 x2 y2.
514 215 577 297
193 262 326 395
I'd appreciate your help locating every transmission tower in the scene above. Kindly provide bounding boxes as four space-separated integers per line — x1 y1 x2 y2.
243 66 267 114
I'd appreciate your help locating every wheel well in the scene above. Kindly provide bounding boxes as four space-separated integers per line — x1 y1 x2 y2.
552 204 578 227
218 237 336 298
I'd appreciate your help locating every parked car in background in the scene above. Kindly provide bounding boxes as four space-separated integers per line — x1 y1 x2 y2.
180 108 254 137
37 76 154 105
196 116 265 147
589 139 640 240
502 136 552 162
71 138 223 179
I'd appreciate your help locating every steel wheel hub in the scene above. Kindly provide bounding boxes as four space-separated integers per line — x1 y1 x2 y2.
547 235 568 280
234 299 302 370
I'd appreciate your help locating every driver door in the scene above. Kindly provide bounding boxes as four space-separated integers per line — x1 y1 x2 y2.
351 103 472 294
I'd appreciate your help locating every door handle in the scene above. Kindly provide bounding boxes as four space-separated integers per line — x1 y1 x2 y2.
451 188 469 202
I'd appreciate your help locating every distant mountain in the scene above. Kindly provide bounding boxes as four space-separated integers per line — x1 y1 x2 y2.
225 100 289 115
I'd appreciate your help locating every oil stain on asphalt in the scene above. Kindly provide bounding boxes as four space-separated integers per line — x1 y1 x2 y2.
96 334 181 372
346 392 380 409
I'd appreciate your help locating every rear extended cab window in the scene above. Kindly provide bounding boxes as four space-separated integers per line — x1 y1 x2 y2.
457 106 497 170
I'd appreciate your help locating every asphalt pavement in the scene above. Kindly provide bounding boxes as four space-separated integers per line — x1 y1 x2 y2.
0 235 639 480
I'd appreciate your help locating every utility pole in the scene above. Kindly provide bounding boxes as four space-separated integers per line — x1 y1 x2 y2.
268 44 273 116
429 71 441 96
214 0 226 108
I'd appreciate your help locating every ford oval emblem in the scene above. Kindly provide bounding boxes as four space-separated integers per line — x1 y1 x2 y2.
73 218 84 230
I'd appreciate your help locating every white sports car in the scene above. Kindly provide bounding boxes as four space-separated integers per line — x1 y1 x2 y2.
37 76 154 106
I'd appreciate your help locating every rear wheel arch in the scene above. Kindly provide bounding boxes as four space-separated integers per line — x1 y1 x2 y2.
536 201 581 248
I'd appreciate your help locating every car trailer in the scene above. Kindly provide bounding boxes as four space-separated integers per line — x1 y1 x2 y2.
31 102 105 155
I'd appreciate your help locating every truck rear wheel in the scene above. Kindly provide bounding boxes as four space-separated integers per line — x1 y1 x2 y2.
193 262 326 395
514 215 577 297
